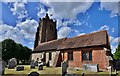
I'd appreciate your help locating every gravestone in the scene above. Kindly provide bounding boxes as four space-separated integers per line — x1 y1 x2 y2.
38 62 43 70
46 61 50 67
107 66 112 76
8 58 17 69
82 64 98 72
61 60 68 76
16 66 24 71
30 60 35 69
28 72 39 76
38 65 43 70
0 60 5 75
35 61 38 66
10 58 17 66
8 60 16 69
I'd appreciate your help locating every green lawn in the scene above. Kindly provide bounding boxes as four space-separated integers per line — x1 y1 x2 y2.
118 71 120 76
4 65 61 76
3 65 120 76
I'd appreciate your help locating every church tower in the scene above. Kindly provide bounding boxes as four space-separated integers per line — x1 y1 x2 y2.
34 13 57 48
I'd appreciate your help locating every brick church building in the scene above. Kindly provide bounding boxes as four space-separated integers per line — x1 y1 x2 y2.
31 14 113 70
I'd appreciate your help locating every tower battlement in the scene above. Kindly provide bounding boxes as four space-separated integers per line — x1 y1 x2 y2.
34 13 57 48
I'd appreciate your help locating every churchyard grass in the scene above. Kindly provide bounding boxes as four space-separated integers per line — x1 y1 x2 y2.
4 65 61 76
118 70 120 76
3 65 120 76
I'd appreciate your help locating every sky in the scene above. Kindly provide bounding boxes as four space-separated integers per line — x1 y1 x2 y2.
0 0 120 54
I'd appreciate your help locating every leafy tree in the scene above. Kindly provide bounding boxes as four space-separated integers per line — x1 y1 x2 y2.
1 39 32 64
1 39 16 62
114 43 120 60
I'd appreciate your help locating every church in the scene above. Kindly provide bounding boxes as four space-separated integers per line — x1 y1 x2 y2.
31 13 113 70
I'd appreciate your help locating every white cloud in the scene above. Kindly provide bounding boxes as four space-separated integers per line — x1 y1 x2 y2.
56 18 63 29
110 36 115 42
99 25 109 30
74 30 80 35
0 23 24 43
72 29 85 36
37 8 47 18
10 2 28 19
16 19 38 40
78 33 85 36
58 26 71 39
56 18 82 29
29 42 33 44
111 44 118 53
63 19 82 26
2 0 27 2
100 0 120 2
71 19 82 26
112 37 120 43
0 19 38 44
38 0 94 18
100 1 119 17
110 36 120 53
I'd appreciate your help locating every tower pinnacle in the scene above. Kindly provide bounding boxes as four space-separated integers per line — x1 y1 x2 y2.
45 13 49 19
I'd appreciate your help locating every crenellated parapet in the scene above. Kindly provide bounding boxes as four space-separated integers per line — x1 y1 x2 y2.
34 13 57 49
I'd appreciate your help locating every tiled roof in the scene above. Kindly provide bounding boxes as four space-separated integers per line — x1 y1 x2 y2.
32 30 109 53
33 38 66 52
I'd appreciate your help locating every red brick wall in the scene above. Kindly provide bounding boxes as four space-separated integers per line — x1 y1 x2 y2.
61 47 109 70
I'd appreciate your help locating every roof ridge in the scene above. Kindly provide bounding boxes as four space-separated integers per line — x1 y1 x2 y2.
67 30 107 39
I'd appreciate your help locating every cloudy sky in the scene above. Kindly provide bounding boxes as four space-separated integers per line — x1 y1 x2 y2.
0 0 120 53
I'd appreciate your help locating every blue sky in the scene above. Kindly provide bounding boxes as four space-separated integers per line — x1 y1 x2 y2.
0 1 119 53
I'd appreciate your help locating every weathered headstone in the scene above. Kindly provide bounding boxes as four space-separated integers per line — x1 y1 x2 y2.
82 64 98 72
16 66 24 71
28 72 39 76
35 61 38 66
0 60 5 75
2 60 7 67
10 58 17 66
107 66 112 76
82 72 85 76
38 62 43 70
61 60 68 76
8 58 17 69
46 61 50 67
8 60 16 69
38 65 43 70
30 60 35 69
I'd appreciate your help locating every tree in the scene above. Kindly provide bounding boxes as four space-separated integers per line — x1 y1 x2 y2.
1 39 16 62
114 43 120 60
1 39 32 64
